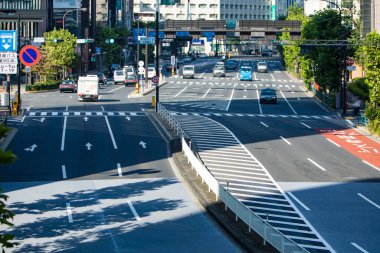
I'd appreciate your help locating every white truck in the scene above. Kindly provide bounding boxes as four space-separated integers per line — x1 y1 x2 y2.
77 76 99 101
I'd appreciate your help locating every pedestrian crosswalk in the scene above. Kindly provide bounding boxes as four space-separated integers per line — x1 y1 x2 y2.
174 114 332 253
167 111 333 119
167 80 301 89
168 76 292 82
24 111 146 117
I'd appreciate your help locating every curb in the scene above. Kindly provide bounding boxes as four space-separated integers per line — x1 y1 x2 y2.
0 128 17 151
128 81 168 98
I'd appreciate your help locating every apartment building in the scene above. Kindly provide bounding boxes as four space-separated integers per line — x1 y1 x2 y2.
133 0 287 22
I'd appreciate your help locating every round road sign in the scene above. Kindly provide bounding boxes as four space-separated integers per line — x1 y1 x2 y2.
138 66 145 73
19 45 40 67
138 60 144 67
152 75 159 83
346 58 355 66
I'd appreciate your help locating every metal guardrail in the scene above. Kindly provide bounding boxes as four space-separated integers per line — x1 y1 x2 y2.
358 113 369 126
0 115 7 126
157 104 309 253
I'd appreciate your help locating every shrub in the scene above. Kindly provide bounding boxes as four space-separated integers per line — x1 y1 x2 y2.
365 104 380 120
0 125 11 138
348 77 369 101
26 81 60 91
368 119 380 137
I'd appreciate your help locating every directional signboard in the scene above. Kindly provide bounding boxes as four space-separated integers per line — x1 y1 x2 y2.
139 36 155 45
0 52 17 74
0 30 17 52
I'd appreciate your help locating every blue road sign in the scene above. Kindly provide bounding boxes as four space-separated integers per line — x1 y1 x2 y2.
176 31 190 37
207 37 213 42
148 31 165 39
0 30 17 52
201 31 215 37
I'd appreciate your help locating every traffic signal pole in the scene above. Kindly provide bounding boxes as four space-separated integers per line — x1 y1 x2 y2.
154 0 160 113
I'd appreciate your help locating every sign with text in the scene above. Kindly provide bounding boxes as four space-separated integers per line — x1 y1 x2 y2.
139 36 155 45
0 52 17 74
53 0 81 9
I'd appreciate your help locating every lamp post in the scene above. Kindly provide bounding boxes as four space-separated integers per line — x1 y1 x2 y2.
63 8 87 30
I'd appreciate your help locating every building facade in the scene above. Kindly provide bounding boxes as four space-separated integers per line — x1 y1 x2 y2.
133 0 287 22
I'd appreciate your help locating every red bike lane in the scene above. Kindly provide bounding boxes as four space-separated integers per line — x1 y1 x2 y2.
317 128 380 170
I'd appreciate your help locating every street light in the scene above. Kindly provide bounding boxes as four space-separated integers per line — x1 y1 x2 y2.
63 8 87 30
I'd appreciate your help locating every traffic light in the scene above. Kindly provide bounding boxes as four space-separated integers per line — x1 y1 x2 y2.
85 39 94 43
53 39 64 43
105 39 115 44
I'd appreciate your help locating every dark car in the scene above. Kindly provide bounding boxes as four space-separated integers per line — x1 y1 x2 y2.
225 60 239 71
260 88 277 104
59 80 77 93
125 75 138 86
262 49 273 57
97 73 107 85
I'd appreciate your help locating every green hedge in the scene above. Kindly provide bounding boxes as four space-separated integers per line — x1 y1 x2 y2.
26 81 60 91
368 120 380 137
348 77 369 101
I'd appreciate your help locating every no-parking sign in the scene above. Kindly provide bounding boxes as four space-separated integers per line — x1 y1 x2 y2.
19 45 40 67
152 75 159 85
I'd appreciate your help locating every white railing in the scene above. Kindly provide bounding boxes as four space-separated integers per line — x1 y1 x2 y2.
157 104 309 253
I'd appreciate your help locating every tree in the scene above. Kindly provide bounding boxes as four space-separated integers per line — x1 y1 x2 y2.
41 28 78 80
96 27 129 70
280 5 309 74
0 126 17 252
302 9 352 92
362 31 380 120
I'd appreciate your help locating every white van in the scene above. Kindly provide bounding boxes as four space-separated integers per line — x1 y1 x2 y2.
182 65 195 79
114 70 125 85
77 76 99 101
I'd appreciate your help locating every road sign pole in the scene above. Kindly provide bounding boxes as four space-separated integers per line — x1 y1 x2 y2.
155 0 160 113
17 13 20 115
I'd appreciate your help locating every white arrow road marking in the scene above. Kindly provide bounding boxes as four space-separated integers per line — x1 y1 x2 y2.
85 143 92 150
66 203 73 223
40 117 45 123
139 141 147 149
126 117 131 121
117 163 123 177
61 116 67 151
25 144 37 152
62 165 67 179
83 117 89 122
127 201 141 221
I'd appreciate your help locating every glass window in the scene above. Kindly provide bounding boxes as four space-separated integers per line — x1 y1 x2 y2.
177 4 185 8
210 4 217 8
230 14 233 18
267 15 270 19
210 14 218 19
199 14 207 18
254 5 257 10
235 5 238 9
221 4 224 8
254 14 257 19
199 4 207 8
191 4 196 8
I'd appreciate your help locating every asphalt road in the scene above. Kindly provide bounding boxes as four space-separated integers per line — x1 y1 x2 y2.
2 71 242 252
139 56 379 253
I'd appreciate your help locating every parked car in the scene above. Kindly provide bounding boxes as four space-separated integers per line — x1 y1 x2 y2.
213 65 226 77
257 61 268 73
125 75 138 86
183 56 192 63
239 66 253 81
260 88 277 104
123 66 135 76
114 70 125 85
59 80 77 93
97 72 107 85
182 65 195 79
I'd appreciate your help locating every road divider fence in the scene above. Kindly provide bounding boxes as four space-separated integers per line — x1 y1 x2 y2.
157 103 309 253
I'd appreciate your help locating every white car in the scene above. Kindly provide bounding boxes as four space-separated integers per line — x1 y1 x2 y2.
147 67 156 79
182 65 195 79
257 62 268 73
123 66 135 76
113 70 125 85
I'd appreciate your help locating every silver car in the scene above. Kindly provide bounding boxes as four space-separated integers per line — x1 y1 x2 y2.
183 65 195 79
213 65 226 77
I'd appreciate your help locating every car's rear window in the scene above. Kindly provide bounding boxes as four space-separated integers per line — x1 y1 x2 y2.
240 67 252 72
262 89 275 95
214 66 224 70
126 75 136 79
258 62 267 66
115 70 124 75
126 68 134 72
183 66 194 71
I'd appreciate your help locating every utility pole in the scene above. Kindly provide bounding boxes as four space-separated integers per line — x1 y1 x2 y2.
145 26 149 86
155 0 160 112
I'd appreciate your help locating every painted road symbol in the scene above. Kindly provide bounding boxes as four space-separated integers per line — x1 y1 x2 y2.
19 45 41 66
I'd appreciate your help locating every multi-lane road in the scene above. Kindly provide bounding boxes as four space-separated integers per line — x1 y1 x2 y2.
2 56 380 253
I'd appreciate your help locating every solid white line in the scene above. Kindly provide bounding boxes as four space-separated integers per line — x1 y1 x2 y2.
62 165 67 179
357 193 380 209
270 73 275 81
117 163 123 177
66 203 73 223
362 160 380 171
174 86 187 97
280 136 292 145
346 119 354 125
327 138 341 147
127 201 141 221
199 71 205 78
101 106 105 112
256 90 263 114
280 90 297 114
351 242 369 253
307 158 326 171
201 88 211 99
61 116 67 151
287 192 311 211
104 116 118 149
226 89 234 111
21 115 26 122
65 105 68 111
300 122 311 129
236 72 239 79
109 86 124 93
260 121 269 128
253 71 257 80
